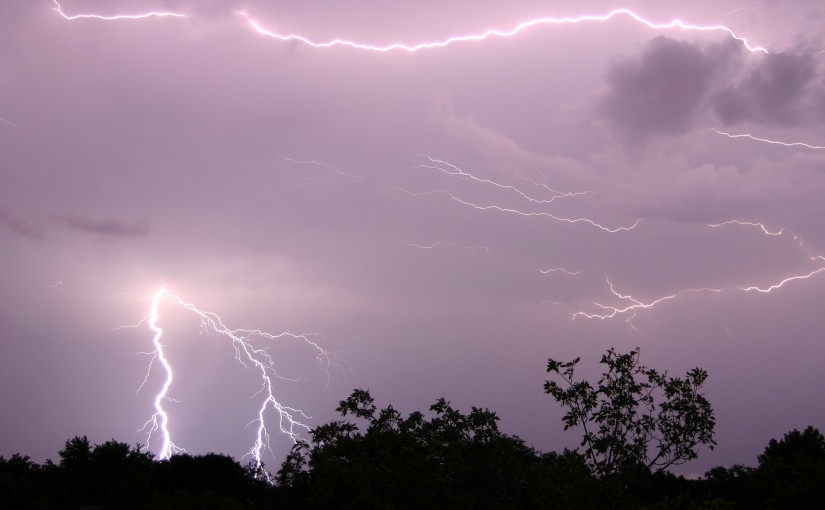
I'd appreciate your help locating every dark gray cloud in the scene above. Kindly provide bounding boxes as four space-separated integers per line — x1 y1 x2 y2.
600 37 728 137
0 203 43 239
711 52 820 125
51 214 149 238
601 37 824 136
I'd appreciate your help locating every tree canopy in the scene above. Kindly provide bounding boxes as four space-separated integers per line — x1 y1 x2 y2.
544 346 716 490
1 347 822 509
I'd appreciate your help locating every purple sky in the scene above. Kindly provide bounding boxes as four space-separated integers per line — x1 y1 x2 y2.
2 0 825 475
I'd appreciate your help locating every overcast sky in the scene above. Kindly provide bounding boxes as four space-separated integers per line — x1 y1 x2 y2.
2 0 825 475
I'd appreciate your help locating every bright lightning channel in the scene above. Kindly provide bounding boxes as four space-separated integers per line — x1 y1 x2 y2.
712 129 825 150
131 286 334 475
51 3 768 55
401 155 640 233
574 221 825 320
241 8 768 54
51 0 185 20
413 154 591 204
398 188 642 233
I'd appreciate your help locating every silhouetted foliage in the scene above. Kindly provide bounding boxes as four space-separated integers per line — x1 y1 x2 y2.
276 388 599 509
755 426 825 509
545 347 716 504
1 359 822 509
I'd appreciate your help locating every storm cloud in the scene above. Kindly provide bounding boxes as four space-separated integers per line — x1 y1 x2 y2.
51 214 150 238
601 36 824 137
0 203 42 239
711 51 823 126
600 37 726 136
2 0 824 478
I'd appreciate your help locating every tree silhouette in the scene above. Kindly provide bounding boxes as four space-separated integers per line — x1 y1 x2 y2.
277 388 597 509
544 347 715 498
756 426 825 509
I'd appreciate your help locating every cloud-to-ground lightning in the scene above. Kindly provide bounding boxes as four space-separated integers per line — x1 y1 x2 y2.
241 8 768 54
712 129 825 150
51 0 185 21
125 286 335 476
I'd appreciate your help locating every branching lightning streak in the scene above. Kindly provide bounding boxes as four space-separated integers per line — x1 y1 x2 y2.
276 154 365 180
740 267 825 293
575 221 825 320
708 221 809 254
51 0 185 20
400 155 638 233
399 236 602 280
712 129 825 150
241 8 768 54
573 278 726 321
398 188 642 233
0 118 18 129
133 286 333 474
51 1 768 54
413 154 591 204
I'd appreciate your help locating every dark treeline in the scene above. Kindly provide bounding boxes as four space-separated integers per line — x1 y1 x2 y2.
3 348 824 508
2 409 823 509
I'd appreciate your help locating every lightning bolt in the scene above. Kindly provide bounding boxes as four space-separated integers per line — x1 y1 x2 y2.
573 221 825 321
398 188 642 233
51 2 769 56
240 8 769 54
712 129 825 150
413 154 591 204
51 0 185 21
274 154 365 180
141 287 180 460
0 118 18 129
131 286 335 475
400 155 640 233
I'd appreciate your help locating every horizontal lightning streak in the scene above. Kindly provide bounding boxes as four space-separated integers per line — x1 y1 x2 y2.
708 221 808 254
277 155 365 180
241 8 768 53
396 187 642 233
576 222 825 320
414 154 590 203
402 240 493 254
52 0 185 20
712 129 825 150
